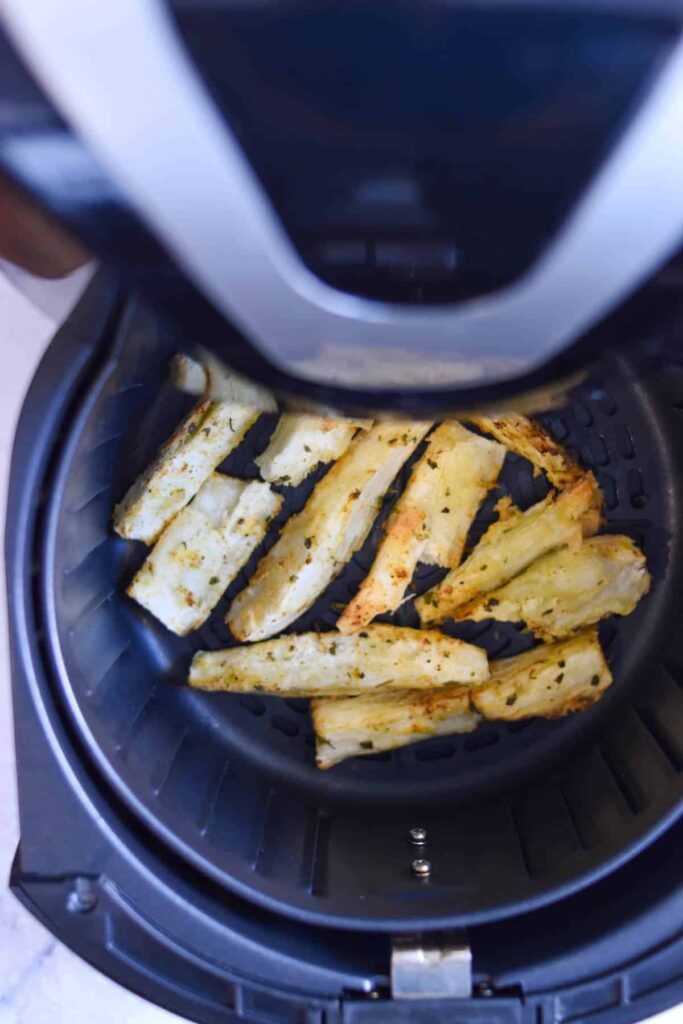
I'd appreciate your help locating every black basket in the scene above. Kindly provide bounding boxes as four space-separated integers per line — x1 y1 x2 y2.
33 285 683 934
7 278 683 1024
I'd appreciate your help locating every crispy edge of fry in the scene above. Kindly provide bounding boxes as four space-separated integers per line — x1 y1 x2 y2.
470 413 603 534
472 629 612 720
312 685 481 768
469 412 583 489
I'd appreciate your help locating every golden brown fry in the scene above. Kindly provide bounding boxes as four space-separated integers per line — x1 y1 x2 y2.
337 423 505 634
312 629 611 768
469 412 582 489
227 421 431 642
255 414 371 487
312 686 480 769
472 629 611 720
455 534 650 640
189 623 489 697
416 475 598 626
470 412 603 535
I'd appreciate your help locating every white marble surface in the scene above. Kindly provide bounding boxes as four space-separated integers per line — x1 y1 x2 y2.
0 267 680 1024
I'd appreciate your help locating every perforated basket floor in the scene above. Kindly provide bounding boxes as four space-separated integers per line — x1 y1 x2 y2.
41 298 683 930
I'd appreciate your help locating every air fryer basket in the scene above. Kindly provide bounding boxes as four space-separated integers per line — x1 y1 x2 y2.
41 296 683 930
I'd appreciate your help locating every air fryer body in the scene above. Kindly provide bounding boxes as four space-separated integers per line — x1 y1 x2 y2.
3 3 683 1022
6 274 683 1022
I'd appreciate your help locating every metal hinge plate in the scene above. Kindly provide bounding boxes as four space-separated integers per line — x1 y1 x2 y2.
391 931 472 1000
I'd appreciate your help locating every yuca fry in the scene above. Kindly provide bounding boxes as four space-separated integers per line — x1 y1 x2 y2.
169 350 276 411
313 686 481 769
169 353 207 395
113 400 259 544
128 474 282 635
337 423 505 634
255 414 372 487
416 475 599 626
472 629 612 720
469 412 603 535
469 412 583 489
189 623 489 697
455 534 650 641
313 628 611 768
227 421 432 642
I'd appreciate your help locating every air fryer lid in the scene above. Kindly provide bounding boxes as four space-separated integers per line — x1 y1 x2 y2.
41 297 683 930
3 4 683 414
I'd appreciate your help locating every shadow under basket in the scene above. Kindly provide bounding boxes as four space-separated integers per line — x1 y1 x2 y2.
40 295 683 932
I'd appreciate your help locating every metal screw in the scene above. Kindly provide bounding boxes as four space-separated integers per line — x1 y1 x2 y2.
411 858 432 878
408 827 427 845
66 877 97 914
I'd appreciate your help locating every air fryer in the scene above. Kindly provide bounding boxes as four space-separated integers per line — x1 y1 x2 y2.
2 3 683 1024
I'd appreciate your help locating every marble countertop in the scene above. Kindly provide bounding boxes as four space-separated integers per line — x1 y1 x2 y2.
0 267 679 1024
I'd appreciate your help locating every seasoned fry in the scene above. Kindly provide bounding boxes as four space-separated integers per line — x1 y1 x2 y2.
470 412 603 535
128 474 282 635
455 535 650 640
170 350 276 410
113 400 259 544
255 414 372 487
469 412 582 489
189 623 489 697
337 423 505 633
472 629 612 720
227 421 432 642
416 475 599 626
311 629 611 768
313 686 481 768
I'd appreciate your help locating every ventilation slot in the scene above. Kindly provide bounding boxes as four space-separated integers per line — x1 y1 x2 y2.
598 744 641 815
615 425 635 459
636 697 683 773
574 401 593 427
84 638 130 698
285 698 309 715
151 727 189 795
464 729 500 753
511 780 585 878
627 469 648 509
240 694 266 717
197 758 230 835
271 714 300 738
559 747 634 849
663 658 683 690
304 810 330 896
73 483 113 515
415 740 455 762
